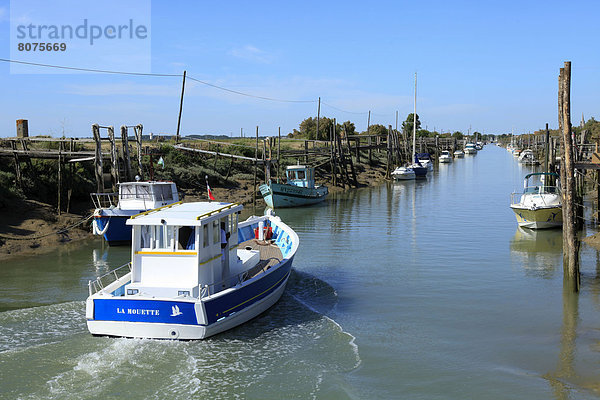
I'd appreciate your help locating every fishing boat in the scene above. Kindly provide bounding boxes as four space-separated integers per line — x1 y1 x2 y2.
91 181 180 245
259 165 328 208
391 166 416 180
439 150 453 163
453 149 465 158
464 143 478 154
510 172 562 229
86 201 299 340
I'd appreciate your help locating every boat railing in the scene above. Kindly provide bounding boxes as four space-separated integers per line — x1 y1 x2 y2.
199 263 265 299
88 262 132 295
91 192 118 209
511 186 561 206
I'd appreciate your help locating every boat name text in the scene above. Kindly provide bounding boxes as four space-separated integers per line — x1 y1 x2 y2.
116 307 160 316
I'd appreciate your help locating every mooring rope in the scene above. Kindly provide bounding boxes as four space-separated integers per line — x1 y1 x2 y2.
0 213 94 241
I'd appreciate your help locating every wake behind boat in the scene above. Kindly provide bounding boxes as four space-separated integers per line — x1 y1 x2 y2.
86 201 299 339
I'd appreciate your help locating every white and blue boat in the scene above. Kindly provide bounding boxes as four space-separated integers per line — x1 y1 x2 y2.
259 165 328 208
91 181 180 245
86 201 299 339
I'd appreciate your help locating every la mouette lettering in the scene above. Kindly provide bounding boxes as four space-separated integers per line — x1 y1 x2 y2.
116 307 159 316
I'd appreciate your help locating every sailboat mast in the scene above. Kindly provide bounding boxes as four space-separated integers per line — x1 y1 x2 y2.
413 72 417 162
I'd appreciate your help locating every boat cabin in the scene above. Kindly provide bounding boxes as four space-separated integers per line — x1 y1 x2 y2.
124 202 255 299
118 181 179 210
286 165 316 189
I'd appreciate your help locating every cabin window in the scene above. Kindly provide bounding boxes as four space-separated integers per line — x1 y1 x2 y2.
155 184 173 201
178 226 195 250
213 220 219 245
203 224 209 248
288 171 296 180
140 225 153 249
154 225 173 250
229 213 237 241
137 185 152 200
296 170 306 180
121 184 136 199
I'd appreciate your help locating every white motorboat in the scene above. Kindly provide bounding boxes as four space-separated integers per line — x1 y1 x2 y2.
439 150 453 163
86 201 299 339
510 172 562 229
518 149 539 165
464 143 478 154
391 166 416 180
453 149 464 158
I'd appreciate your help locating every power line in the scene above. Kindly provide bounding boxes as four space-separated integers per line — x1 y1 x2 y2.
186 75 316 103
0 58 180 77
0 58 395 114
321 101 369 115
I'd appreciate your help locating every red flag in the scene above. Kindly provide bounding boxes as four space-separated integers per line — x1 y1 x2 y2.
205 176 215 201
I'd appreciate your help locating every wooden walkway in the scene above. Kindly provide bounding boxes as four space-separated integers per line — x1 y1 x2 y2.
239 238 283 279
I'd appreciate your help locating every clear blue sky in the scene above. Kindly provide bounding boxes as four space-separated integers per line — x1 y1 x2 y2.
1 0 599 138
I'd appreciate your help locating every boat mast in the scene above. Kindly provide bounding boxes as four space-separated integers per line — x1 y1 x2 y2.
413 72 417 163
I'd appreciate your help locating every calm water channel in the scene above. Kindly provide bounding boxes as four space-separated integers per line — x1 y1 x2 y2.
2 145 600 399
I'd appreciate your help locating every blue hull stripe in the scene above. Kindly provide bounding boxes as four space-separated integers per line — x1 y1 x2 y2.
204 258 293 324
93 299 198 325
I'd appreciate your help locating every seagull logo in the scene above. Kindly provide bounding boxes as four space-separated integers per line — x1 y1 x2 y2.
171 305 183 317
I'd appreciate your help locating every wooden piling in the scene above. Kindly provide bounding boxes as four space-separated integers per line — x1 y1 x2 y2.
57 141 62 215
120 126 132 181
134 124 143 179
559 61 580 289
92 124 104 193
108 126 118 192
254 126 258 207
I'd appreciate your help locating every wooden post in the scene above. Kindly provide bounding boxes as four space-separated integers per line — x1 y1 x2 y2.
559 61 580 289
344 126 358 187
304 140 309 164
134 124 144 179
316 97 320 141
108 126 118 192
10 140 21 187
175 70 186 143
121 125 132 181
57 141 62 215
277 127 281 184
254 126 258 207
92 124 104 193
544 123 550 173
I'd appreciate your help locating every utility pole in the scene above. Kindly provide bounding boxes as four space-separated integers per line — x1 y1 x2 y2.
176 70 186 143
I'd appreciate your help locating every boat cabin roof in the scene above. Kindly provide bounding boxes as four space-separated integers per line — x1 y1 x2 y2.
127 202 242 226
286 165 311 171
119 181 174 187
525 172 559 179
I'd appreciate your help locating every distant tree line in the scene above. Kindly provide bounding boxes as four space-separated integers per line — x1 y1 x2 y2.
288 113 491 141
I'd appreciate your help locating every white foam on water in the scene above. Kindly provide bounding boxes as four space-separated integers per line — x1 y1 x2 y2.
0 301 87 353
290 292 362 370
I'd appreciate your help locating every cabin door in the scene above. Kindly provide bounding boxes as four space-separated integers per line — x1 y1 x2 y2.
220 217 230 289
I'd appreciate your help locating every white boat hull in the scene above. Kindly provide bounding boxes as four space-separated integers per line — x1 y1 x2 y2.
87 275 289 339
